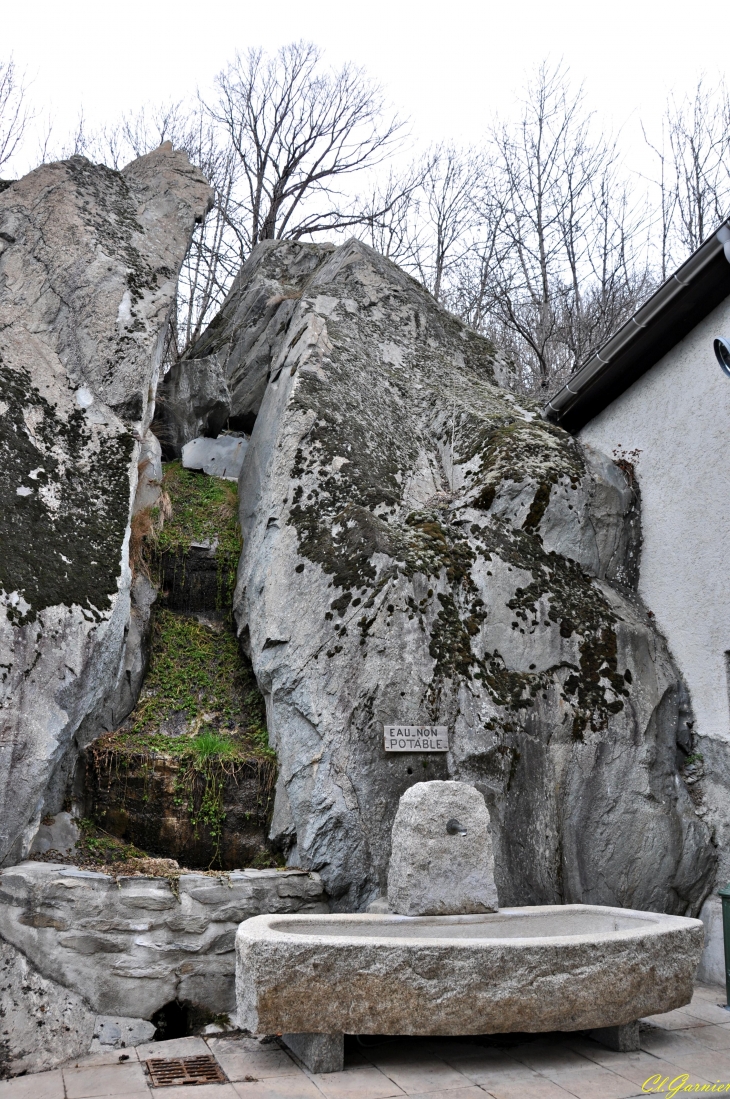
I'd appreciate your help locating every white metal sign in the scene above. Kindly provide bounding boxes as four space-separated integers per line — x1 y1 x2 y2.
383 725 449 752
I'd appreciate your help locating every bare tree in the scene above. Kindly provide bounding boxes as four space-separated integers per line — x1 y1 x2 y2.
463 63 653 393
445 181 505 332
645 79 730 274
642 119 678 281
113 102 245 355
668 78 730 255
38 44 405 361
208 41 404 249
0 57 30 173
357 145 480 304
409 145 479 302
358 162 424 263
489 63 599 388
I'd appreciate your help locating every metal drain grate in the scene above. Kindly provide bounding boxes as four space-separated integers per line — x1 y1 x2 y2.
147 1055 227 1087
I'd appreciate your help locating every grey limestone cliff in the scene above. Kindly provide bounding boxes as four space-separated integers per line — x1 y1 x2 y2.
194 237 714 912
0 145 212 865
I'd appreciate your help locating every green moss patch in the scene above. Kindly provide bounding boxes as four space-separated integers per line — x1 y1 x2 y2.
149 462 242 608
103 609 271 758
88 610 275 868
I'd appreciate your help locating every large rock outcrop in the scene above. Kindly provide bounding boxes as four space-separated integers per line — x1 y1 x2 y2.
0 147 212 865
198 238 714 911
0 938 95 1078
155 241 336 450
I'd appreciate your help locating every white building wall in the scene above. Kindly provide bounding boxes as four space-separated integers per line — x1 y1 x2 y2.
580 294 730 985
580 296 730 746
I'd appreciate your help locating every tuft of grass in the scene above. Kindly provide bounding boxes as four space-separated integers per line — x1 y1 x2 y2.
188 728 239 763
157 462 239 552
90 609 275 867
75 818 148 864
156 463 241 605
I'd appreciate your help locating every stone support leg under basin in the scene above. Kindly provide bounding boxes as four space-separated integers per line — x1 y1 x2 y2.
281 1032 344 1073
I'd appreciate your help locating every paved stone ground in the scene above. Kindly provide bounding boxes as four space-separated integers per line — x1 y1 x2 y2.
3 985 730 1098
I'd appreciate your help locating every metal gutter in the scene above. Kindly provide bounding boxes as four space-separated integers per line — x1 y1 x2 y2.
543 221 730 434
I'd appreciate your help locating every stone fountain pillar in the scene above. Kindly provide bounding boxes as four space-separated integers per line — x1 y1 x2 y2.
387 781 499 916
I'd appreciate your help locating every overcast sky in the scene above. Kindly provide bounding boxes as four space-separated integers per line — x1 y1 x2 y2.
3 0 726 178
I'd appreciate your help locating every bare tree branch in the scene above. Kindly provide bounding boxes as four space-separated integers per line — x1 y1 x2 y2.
0 57 30 172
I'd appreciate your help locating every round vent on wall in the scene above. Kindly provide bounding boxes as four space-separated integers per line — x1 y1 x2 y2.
714 337 730 376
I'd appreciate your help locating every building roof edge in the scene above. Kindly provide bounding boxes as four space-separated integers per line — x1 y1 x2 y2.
543 221 730 434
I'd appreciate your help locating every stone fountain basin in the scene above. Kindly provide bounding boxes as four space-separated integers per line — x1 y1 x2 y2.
236 904 703 1036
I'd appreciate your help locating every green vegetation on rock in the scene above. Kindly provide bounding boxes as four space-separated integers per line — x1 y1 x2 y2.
152 462 242 608
92 609 274 862
127 609 271 756
87 464 276 869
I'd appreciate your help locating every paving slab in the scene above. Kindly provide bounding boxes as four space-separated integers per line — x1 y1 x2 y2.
63 1060 149 1097
671 1047 730 1080
688 1023 730 1050
209 1042 300 1081
611 1055 702 1088
682 1000 730 1025
483 1078 578 1099
692 984 726 1003
232 1077 325 1097
452 1053 545 1086
0 1070 65 1098
311 1062 405 1098
134 1035 210 1060
369 1052 474 1093
544 1065 640 1099
641 1008 707 1030
640 1028 709 1062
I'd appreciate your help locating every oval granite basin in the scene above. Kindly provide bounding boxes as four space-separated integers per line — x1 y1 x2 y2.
236 904 703 1036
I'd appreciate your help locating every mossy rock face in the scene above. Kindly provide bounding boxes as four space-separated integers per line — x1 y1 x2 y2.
82 456 276 870
154 462 242 612
83 610 276 870
209 238 713 911
0 147 211 867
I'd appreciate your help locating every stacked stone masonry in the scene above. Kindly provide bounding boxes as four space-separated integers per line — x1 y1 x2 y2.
0 862 327 1022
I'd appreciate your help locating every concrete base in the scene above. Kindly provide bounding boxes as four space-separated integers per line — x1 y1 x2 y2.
281 1032 344 1073
589 1022 640 1052
698 894 726 987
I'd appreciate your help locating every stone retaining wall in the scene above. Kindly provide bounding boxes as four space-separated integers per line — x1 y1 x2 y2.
0 862 327 1020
